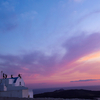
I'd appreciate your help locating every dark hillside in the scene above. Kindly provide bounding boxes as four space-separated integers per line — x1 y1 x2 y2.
34 89 100 99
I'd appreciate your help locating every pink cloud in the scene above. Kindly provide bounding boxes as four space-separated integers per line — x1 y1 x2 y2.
62 33 100 64
0 32 100 88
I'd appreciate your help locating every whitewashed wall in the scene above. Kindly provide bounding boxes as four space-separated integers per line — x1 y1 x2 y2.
0 77 25 87
14 78 25 86
22 89 29 98
0 89 30 98
0 90 22 98
0 77 33 98
9 79 14 84
28 90 33 98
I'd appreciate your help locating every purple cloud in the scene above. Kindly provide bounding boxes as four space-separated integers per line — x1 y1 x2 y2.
70 79 100 82
0 51 58 77
62 33 100 65
0 32 100 79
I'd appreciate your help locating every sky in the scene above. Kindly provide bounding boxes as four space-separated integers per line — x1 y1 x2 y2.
0 0 100 89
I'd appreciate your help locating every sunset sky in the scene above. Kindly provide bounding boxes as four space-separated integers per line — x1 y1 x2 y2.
0 0 100 89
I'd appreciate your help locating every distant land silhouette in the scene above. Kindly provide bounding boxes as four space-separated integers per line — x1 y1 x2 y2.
34 89 100 99
33 85 100 94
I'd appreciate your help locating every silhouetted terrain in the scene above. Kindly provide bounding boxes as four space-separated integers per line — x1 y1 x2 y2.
34 89 100 99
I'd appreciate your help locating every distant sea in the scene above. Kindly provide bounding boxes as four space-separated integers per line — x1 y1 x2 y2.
33 85 100 94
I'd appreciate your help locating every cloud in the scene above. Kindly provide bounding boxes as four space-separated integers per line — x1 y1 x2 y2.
53 32 100 79
70 79 100 82
78 10 100 24
0 32 100 84
68 9 100 33
0 51 58 77
62 33 100 65
73 61 100 75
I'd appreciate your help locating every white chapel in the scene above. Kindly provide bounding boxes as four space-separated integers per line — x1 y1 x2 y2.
0 72 33 98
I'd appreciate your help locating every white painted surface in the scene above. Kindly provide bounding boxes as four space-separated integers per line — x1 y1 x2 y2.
0 76 33 98
4 85 7 91
28 89 33 98
13 77 25 86
22 89 28 98
0 77 25 88
0 90 22 98
9 79 14 84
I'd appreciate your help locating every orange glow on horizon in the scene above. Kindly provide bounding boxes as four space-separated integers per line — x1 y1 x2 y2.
76 51 100 63
20 51 100 88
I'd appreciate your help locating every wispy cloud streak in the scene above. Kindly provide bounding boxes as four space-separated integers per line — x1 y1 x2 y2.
63 33 100 61
71 79 100 82
0 32 100 84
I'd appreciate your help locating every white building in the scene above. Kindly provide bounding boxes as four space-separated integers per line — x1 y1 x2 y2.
0 74 33 98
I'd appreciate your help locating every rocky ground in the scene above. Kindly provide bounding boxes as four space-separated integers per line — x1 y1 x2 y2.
0 97 95 100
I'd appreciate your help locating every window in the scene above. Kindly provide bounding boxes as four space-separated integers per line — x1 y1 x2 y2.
19 82 21 85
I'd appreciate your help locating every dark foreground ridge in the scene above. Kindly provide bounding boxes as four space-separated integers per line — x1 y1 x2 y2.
0 97 95 100
34 89 100 99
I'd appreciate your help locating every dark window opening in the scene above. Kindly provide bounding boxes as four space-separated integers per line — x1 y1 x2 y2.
19 82 21 85
28 95 30 98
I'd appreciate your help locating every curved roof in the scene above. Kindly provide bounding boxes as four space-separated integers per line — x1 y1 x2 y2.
13 77 19 83
8 77 19 83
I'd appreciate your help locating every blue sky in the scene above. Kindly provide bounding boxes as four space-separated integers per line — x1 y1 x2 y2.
0 0 100 55
0 0 100 89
